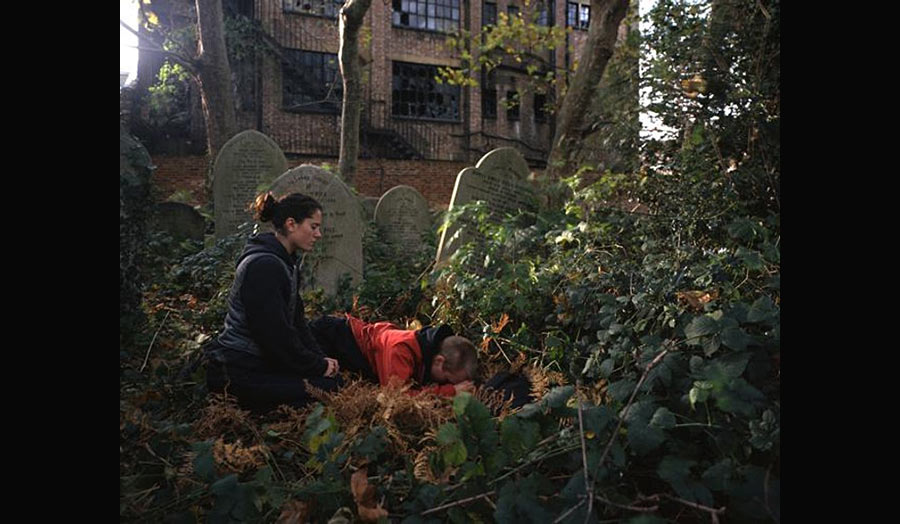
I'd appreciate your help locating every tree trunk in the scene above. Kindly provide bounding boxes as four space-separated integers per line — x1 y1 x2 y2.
547 0 628 178
338 0 372 187
194 0 237 162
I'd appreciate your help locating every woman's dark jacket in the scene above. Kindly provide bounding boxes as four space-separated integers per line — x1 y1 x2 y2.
206 232 327 378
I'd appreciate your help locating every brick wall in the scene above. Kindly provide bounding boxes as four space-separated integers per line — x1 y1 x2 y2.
150 154 468 209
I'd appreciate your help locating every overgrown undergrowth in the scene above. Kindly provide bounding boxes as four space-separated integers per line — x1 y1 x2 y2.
121 162 779 523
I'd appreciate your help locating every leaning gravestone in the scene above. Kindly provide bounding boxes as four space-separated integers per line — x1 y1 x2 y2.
374 185 431 250
268 165 363 296
213 130 288 238
151 202 206 241
435 148 537 268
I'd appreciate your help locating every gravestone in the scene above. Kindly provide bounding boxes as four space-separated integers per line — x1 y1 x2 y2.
269 165 363 296
151 202 206 241
374 185 431 250
213 130 288 238
435 147 537 267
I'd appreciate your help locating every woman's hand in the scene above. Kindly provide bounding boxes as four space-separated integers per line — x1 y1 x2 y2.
453 380 475 393
323 357 340 378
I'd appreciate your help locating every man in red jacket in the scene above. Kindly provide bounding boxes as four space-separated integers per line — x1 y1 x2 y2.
310 315 477 396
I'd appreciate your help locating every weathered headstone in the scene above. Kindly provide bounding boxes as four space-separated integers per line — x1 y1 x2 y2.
374 185 431 250
435 148 537 267
151 202 206 241
120 124 154 342
213 130 288 238
269 165 363 296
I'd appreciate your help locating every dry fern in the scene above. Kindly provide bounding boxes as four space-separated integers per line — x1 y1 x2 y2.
194 393 257 441
524 364 569 403
212 437 267 475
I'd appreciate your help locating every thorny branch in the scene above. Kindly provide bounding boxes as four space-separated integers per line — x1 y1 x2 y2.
141 310 171 373
419 491 496 516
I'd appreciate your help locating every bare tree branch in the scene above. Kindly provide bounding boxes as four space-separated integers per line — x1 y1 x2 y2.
119 19 197 72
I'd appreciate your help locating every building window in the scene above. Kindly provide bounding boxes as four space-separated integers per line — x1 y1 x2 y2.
483 1 497 26
283 0 343 18
534 93 548 123
392 61 460 121
507 4 520 19
506 90 520 121
536 0 551 26
482 70 497 119
282 50 342 113
567 2 589 29
392 0 460 32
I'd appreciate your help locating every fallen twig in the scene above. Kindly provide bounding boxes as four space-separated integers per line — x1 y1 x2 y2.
661 493 725 523
141 310 171 373
595 347 670 474
420 491 496 516
575 381 594 523
593 493 658 513
553 498 586 523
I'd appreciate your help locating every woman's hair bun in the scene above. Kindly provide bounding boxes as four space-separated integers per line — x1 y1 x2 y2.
253 192 278 222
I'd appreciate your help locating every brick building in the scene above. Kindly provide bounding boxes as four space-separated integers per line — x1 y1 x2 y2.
146 0 598 206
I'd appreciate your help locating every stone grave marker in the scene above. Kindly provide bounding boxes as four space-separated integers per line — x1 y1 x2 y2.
269 165 363 296
435 147 537 267
213 130 288 238
151 202 206 241
374 185 431 250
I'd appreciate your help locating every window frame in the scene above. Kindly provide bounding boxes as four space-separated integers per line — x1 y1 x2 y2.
282 0 343 19
483 1 497 27
392 0 461 33
567 1 589 30
506 90 520 121
281 49 343 114
391 61 462 122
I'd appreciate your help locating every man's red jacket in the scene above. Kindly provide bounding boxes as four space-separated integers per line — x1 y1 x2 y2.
346 315 457 396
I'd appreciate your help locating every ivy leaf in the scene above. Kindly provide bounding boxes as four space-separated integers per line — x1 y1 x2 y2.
500 417 540 461
736 247 765 270
685 315 719 344
701 335 721 356
627 422 666 455
720 326 750 350
657 456 713 506
436 423 461 445
452 392 472 417
494 475 553 524
650 407 676 429
715 378 764 416
583 406 613 437
747 296 778 324
599 358 615 378
443 440 467 467
191 440 216 483
718 352 753 378
542 385 575 409
701 459 734 492
607 379 636 403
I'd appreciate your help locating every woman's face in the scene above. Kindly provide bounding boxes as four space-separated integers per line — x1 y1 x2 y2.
286 209 323 252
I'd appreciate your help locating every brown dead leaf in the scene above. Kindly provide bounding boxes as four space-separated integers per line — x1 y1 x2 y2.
491 313 510 334
276 500 311 524
351 469 388 522
675 290 719 311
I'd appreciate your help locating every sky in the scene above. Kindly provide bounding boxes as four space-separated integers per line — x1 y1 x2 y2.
120 0 139 86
